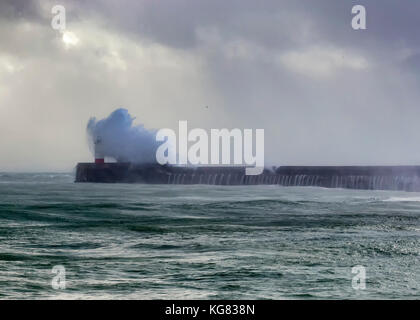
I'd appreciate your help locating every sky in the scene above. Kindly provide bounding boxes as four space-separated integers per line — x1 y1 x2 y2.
1 0 420 171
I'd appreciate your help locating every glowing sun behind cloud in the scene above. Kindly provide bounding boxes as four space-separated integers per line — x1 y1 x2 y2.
62 31 80 48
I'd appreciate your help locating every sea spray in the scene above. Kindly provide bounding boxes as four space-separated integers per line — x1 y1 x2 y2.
87 108 160 163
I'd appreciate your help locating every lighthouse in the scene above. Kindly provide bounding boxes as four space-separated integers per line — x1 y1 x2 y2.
94 136 105 164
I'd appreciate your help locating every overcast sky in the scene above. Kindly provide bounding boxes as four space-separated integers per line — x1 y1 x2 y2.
1 0 420 171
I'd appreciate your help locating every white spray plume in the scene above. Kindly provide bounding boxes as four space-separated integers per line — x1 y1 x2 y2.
87 108 160 163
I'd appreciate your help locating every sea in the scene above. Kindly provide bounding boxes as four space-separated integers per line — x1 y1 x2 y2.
0 173 418 299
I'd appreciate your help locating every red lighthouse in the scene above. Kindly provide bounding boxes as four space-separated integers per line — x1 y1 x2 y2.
94 136 105 164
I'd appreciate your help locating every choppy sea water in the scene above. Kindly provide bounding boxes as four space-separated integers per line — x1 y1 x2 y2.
0 173 418 299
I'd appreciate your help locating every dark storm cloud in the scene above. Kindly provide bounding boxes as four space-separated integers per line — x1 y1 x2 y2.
0 0 42 21
4 0 420 52
62 0 420 85
56 1 419 51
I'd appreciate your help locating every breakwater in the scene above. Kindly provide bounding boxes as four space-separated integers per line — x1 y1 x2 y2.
75 163 420 191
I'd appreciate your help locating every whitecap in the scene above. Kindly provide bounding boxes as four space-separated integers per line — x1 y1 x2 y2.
384 197 420 202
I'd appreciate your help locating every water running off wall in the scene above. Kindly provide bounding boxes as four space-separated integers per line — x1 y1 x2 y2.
167 172 420 191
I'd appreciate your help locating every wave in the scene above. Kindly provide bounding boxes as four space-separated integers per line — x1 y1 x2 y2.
384 197 420 202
